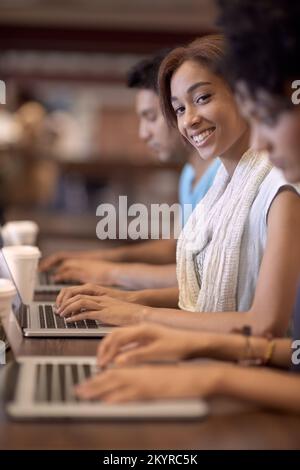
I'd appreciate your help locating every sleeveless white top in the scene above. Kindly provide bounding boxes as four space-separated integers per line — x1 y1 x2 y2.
235 168 299 310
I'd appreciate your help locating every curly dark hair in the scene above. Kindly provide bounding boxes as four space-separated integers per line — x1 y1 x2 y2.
127 49 172 93
217 0 300 102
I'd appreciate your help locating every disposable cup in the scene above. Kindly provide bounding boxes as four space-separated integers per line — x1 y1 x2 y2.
2 246 41 304
1 220 39 246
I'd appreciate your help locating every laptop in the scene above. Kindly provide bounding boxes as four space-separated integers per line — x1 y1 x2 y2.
35 269 79 295
3 355 209 420
0 248 114 338
36 270 134 295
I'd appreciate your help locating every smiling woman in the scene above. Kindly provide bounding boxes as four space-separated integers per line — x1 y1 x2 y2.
155 36 299 319
56 35 300 341
158 35 249 172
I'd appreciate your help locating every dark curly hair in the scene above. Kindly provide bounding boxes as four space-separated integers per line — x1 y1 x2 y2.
217 0 300 104
127 49 172 94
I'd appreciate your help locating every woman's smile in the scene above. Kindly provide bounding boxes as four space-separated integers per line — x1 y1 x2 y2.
189 126 216 148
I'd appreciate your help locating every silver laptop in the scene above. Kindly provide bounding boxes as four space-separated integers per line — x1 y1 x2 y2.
35 269 79 295
35 269 131 295
3 356 209 420
0 248 113 338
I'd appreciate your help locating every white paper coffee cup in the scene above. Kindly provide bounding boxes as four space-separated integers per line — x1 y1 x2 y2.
2 246 41 304
0 278 16 319
1 220 39 246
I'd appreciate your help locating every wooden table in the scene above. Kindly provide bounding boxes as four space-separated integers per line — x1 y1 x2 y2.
1 312 300 450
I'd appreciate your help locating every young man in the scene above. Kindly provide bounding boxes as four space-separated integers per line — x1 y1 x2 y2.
40 52 219 289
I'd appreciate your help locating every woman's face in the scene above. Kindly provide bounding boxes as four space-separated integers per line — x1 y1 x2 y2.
235 82 300 183
170 60 248 161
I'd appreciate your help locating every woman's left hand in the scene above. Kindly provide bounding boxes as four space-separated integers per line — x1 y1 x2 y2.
56 294 149 326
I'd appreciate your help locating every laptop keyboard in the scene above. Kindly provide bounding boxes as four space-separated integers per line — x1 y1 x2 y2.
38 305 98 329
34 362 96 403
38 271 52 285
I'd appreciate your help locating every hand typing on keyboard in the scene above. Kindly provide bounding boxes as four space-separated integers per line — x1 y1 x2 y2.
56 294 148 327
39 304 98 329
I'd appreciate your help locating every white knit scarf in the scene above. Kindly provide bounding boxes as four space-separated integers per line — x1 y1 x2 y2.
176 148 272 313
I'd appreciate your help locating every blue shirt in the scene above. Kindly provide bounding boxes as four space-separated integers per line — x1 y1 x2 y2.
179 159 221 225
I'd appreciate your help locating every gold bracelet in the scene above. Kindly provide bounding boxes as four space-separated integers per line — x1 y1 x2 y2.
262 339 276 365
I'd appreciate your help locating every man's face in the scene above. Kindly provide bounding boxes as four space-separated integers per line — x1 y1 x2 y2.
135 89 180 162
236 81 300 183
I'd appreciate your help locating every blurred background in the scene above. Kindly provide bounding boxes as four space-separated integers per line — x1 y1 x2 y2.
0 0 217 253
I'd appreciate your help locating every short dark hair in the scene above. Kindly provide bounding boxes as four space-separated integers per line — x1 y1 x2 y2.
158 34 226 127
127 49 172 94
217 0 300 103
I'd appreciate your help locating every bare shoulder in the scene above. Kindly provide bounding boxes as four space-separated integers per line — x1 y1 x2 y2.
267 187 300 226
